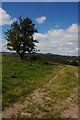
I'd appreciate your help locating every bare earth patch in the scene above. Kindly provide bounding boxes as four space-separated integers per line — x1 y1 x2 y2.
61 106 78 118
61 87 78 118
61 69 78 118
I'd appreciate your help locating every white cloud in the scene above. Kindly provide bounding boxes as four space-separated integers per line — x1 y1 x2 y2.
2 41 7 52
34 23 78 56
2 23 78 56
0 8 17 26
1 40 10 52
36 16 46 24
10 18 17 24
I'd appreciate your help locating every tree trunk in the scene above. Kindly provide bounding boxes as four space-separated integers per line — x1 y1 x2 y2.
20 53 24 60
17 52 24 60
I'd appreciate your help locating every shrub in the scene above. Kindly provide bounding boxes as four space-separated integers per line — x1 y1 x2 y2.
69 60 79 66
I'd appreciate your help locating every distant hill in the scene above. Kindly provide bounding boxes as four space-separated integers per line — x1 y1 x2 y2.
2 52 80 66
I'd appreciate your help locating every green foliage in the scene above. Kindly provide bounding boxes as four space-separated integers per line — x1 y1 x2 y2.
5 16 38 59
69 60 79 66
23 53 80 66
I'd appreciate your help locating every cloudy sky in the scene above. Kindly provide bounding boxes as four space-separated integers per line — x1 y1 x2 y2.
0 2 78 56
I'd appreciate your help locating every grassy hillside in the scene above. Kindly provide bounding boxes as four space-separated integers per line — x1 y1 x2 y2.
18 65 78 118
2 52 79 66
2 54 62 109
2 54 78 118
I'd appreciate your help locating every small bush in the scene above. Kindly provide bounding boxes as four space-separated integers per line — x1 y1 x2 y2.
69 60 79 66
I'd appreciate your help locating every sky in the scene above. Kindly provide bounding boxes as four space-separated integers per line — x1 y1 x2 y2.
0 2 79 56
1 0 79 2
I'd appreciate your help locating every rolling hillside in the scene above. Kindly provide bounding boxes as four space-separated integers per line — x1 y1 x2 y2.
2 53 79 118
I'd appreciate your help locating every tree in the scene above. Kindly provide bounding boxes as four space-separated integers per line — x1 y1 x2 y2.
5 16 38 59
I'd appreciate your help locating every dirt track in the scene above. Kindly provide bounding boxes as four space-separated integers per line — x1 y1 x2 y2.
2 67 78 118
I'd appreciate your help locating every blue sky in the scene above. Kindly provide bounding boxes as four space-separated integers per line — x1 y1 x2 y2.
1 0 79 2
0 2 78 55
2 2 78 33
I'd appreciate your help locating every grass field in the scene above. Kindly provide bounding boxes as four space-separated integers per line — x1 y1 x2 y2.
2 54 62 108
2 54 78 118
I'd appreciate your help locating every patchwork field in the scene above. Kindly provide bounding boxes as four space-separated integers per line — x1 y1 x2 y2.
2 54 78 118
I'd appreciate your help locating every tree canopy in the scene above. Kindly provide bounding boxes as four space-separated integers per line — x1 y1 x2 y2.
5 16 38 59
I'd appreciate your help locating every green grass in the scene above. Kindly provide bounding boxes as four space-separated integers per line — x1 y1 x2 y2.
47 65 78 100
2 54 62 109
2 54 78 118
41 65 78 118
